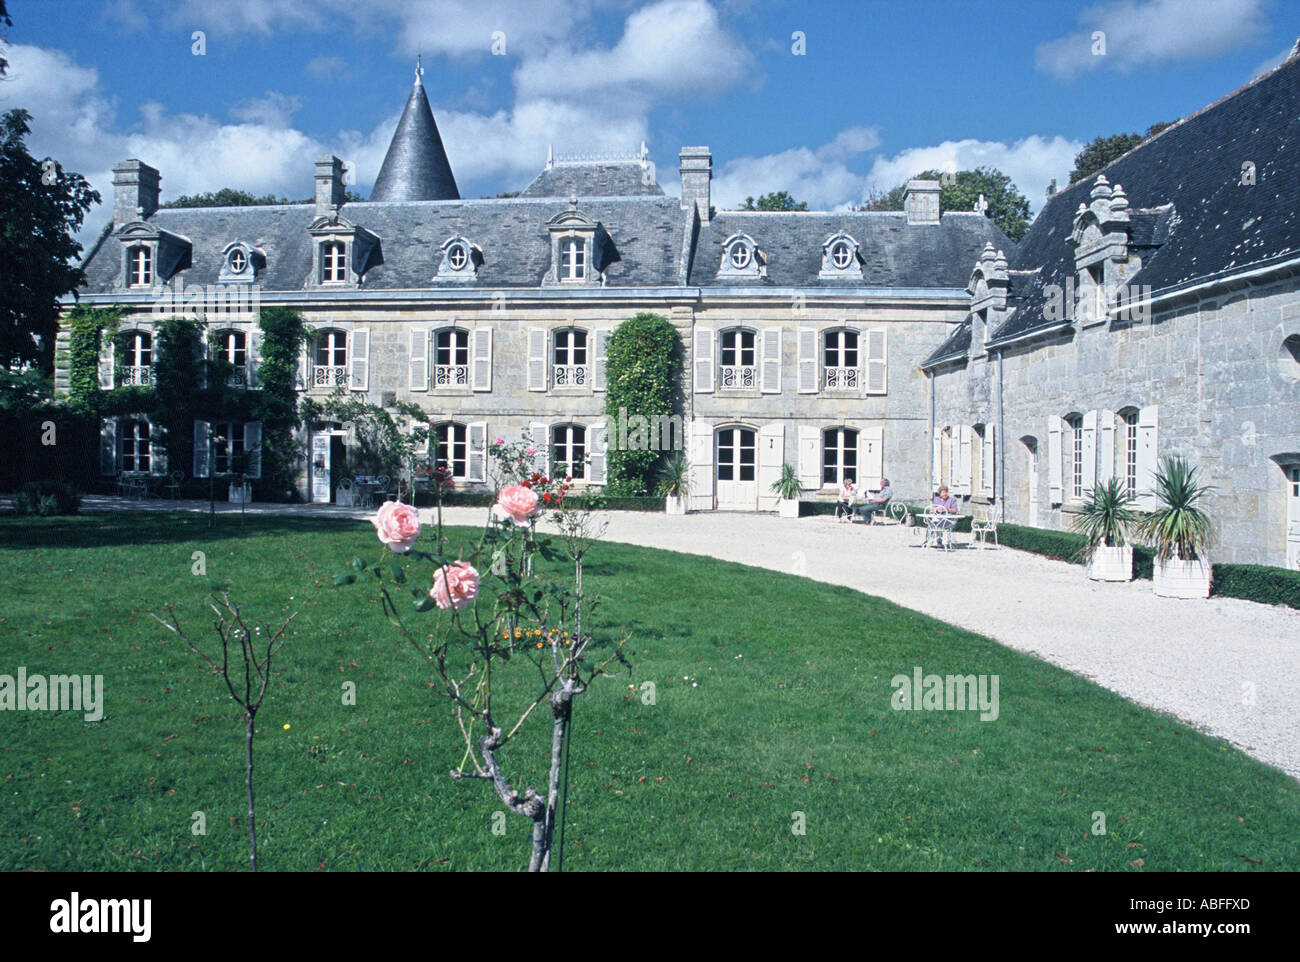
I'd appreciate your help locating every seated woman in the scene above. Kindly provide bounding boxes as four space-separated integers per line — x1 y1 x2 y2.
835 477 856 520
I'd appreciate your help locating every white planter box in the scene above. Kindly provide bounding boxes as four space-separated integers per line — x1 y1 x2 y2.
778 498 800 519
665 495 687 515
228 483 252 504
1087 545 1133 582
1153 553 1212 599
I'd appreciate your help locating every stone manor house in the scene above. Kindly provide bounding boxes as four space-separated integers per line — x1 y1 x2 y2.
62 53 1300 568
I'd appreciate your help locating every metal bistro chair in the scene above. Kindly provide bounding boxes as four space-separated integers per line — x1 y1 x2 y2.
166 470 185 499
972 517 999 549
375 475 392 506
336 476 354 507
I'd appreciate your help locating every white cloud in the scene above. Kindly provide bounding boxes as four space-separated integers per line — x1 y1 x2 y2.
1035 0 1269 80
865 136 1084 215
712 127 881 211
229 92 303 127
304 56 347 80
514 0 755 109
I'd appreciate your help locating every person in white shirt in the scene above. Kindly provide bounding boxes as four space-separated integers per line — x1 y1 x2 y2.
835 477 856 521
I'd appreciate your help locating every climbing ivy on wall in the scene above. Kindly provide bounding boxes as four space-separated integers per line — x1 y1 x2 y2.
64 306 123 415
249 307 309 500
603 312 682 496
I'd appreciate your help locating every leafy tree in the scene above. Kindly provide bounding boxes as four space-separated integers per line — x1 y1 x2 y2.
0 1 11 76
740 191 808 211
161 187 364 208
0 109 100 375
1068 123 1172 184
861 167 1031 241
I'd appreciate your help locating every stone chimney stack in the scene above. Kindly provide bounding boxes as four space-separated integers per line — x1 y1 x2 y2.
315 155 345 217
679 146 712 225
112 160 161 226
903 179 941 225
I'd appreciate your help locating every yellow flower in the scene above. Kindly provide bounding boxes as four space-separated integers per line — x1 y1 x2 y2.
536 642 543 649
282 724 290 730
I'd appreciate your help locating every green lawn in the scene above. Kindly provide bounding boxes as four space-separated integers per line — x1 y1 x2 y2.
1 511 1297 871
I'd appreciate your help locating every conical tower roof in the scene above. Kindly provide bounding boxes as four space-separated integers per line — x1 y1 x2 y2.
369 62 459 202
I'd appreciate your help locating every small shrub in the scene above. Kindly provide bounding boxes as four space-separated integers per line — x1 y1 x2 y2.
14 479 81 516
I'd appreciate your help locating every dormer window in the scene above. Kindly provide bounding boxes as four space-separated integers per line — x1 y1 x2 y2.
544 205 614 287
819 232 863 279
129 246 153 286
309 214 381 289
561 237 586 281
718 233 765 279
219 241 263 284
436 236 482 282
322 242 347 283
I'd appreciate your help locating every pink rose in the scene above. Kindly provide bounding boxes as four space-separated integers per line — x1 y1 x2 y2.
494 437 505 445
371 500 421 553
526 447 537 456
430 561 479 611
494 484 540 525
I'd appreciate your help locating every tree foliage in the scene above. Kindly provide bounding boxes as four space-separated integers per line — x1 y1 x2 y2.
740 191 809 211
0 109 100 374
603 313 681 496
161 187 364 208
0 0 11 77
251 308 309 499
1068 123 1172 184
862 167 1031 241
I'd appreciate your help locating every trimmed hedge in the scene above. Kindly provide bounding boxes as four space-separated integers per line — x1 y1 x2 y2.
997 522 1300 610
1210 564 1300 610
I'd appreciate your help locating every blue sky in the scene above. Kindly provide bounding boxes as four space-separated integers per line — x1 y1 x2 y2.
1 0 1295 240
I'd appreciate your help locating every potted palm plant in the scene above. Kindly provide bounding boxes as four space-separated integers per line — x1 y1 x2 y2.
1072 478 1136 581
1137 455 1215 599
656 454 691 514
771 462 803 518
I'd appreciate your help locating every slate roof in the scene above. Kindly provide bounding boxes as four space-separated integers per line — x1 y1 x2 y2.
520 162 665 198
369 78 460 202
690 211 1011 288
929 50 1300 361
78 196 690 291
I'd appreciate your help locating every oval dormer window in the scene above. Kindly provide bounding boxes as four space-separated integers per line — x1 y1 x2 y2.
729 241 752 270
448 244 468 271
229 249 247 273
831 241 852 269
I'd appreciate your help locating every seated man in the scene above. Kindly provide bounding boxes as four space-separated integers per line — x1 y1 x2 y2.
856 478 893 524
835 476 856 520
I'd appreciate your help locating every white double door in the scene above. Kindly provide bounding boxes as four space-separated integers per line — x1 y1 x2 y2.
715 426 757 510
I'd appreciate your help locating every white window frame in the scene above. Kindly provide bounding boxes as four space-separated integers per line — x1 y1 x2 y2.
560 237 586 281
434 328 470 388
321 241 347 283
822 427 858 488
823 328 860 390
553 328 589 388
120 418 152 473
128 245 153 287
719 328 757 390
551 423 587 480
434 422 469 479
313 329 348 390
1066 414 1084 500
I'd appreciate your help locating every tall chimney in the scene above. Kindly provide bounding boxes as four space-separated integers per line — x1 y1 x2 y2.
903 179 941 225
315 155 345 217
679 146 712 225
112 160 161 226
